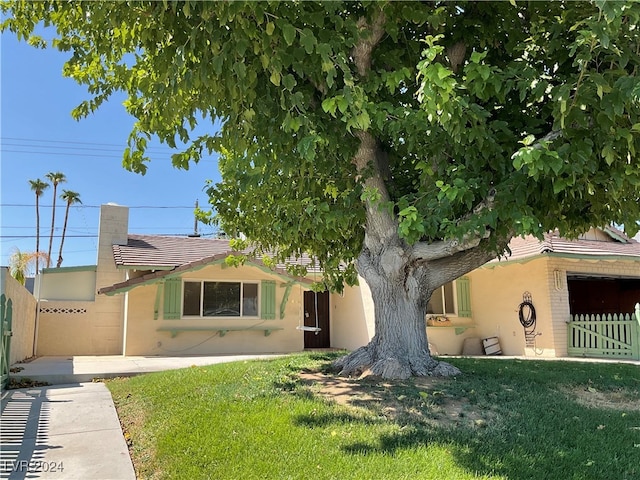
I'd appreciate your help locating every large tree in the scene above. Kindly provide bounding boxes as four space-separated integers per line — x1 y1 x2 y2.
44 171 66 268
28 178 49 274
4 1 639 378
56 189 82 268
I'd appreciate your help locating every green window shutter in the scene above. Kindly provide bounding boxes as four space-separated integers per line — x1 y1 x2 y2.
163 278 182 320
261 280 276 320
456 277 472 318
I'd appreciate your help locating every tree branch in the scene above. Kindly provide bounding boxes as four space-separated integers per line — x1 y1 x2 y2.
533 130 562 149
426 229 514 289
349 10 397 248
410 188 496 262
455 187 496 225
351 11 387 76
410 228 490 262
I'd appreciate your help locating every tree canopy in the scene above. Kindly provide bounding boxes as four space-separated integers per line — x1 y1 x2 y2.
3 2 639 290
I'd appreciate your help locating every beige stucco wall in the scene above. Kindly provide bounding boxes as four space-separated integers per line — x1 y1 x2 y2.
1 268 37 364
123 264 306 356
36 267 96 301
330 277 375 352
467 258 559 357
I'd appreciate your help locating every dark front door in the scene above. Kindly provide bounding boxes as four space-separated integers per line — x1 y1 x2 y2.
303 290 330 349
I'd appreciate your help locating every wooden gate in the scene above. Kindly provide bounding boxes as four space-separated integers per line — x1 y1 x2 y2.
567 311 640 360
1 293 13 390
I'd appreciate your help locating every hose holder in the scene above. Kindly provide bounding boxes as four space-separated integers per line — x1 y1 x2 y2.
518 292 540 347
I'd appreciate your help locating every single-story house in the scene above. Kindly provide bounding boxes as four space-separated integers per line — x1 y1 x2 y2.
32 204 640 360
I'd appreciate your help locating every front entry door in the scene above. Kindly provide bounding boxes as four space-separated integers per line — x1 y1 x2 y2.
303 291 330 349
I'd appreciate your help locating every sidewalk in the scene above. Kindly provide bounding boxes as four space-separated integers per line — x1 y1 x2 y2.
1 354 284 480
1 383 135 480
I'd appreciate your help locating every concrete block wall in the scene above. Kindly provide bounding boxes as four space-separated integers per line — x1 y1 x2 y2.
1 267 37 364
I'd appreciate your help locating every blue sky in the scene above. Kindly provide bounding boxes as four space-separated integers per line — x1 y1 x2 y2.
1 28 222 271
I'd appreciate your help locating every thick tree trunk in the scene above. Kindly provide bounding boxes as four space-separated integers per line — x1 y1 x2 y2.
335 281 453 380
334 247 463 379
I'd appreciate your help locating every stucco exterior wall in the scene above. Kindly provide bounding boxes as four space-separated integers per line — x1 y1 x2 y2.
426 321 481 356
36 267 96 301
123 264 306 356
467 258 558 357
1 268 37 364
330 277 375 352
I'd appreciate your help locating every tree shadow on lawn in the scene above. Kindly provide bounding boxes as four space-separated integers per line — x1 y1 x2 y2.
293 370 640 480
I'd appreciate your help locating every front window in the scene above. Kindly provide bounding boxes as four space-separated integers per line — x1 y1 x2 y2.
427 282 456 315
183 281 259 317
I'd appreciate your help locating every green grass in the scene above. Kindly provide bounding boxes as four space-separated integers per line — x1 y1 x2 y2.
106 353 640 480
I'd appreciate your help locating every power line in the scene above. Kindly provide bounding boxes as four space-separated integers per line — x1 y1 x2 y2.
1 136 202 153
0 234 98 239
1 226 208 231
0 232 216 239
2 136 139 148
1 148 172 160
1 137 218 158
2 141 166 154
1 203 205 209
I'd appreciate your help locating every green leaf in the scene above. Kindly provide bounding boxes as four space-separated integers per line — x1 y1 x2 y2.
300 28 316 54
553 178 566 194
282 23 296 46
521 135 536 146
282 74 296 91
270 70 281 86
266 22 275 36
321 98 337 115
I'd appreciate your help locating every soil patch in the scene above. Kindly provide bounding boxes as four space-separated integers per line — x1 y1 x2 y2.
299 371 492 429
562 385 640 411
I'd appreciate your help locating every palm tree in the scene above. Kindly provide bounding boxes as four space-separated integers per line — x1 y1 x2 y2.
28 178 50 274
56 190 82 267
45 171 66 267
8 248 48 286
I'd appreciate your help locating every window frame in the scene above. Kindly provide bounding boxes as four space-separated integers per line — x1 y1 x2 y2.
182 279 260 319
426 281 457 316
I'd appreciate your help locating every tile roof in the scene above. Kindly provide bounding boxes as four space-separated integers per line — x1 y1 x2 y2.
113 234 322 271
99 234 320 295
112 234 241 268
493 229 640 264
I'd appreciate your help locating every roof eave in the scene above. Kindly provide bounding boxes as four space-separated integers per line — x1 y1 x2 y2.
115 264 176 271
99 255 313 296
482 251 640 270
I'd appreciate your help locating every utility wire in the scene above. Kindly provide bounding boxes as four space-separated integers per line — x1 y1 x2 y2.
1 204 204 208
2 148 216 162
1 137 218 158
0 233 216 239
1 136 211 153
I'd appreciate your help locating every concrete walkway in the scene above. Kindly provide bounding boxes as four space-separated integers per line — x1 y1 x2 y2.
1 354 284 480
8 354 285 385
1 383 134 480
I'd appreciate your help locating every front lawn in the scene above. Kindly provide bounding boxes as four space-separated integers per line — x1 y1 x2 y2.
106 353 640 480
